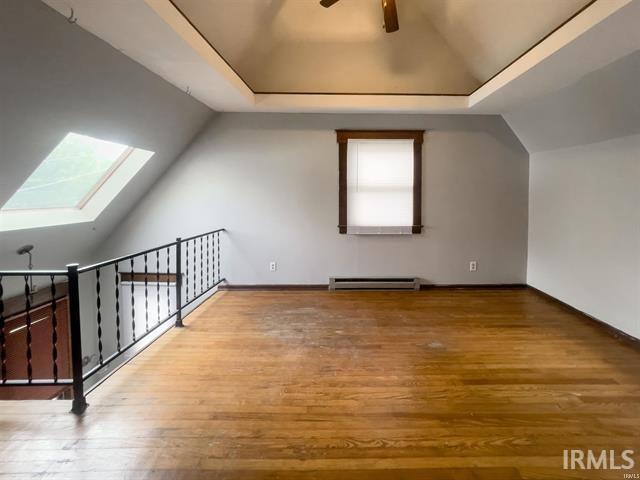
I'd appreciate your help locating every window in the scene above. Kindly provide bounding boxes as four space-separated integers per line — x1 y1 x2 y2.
336 130 424 234
0 133 153 232
3 133 133 210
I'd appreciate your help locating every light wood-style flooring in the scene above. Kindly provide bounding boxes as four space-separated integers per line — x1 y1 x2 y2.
1 289 639 479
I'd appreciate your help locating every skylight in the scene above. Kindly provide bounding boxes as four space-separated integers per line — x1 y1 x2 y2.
2 133 134 211
0 133 154 232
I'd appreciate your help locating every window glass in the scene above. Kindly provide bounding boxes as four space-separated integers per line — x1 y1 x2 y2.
347 139 414 227
2 133 130 210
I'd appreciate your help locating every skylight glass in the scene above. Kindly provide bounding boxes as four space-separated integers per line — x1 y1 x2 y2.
2 133 132 210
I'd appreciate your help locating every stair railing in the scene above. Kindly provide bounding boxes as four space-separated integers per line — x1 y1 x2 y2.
0 229 225 413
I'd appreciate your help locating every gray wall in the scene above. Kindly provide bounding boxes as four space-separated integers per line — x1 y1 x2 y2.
97 113 530 285
0 0 213 271
527 134 640 339
504 51 640 339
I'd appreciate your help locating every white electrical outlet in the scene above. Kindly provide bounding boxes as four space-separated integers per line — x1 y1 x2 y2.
269 261 277 272
469 261 478 272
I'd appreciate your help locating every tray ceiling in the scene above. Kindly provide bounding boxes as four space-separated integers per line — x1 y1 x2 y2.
170 0 593 95
42 0 637 112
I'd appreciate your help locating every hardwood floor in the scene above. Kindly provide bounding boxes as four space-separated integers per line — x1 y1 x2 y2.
1 289 639 479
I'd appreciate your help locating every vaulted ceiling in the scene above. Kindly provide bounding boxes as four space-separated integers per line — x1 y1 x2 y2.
171 0 590 95
41 0 640 112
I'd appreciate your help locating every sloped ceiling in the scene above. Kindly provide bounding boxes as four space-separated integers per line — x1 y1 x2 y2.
171 0 589 94
417 0 592 82
504 50 640 153
41 0 637 113
0 0 213 268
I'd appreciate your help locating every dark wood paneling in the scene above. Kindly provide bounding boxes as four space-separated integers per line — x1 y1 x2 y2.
3 282 68 318
0 297 72 400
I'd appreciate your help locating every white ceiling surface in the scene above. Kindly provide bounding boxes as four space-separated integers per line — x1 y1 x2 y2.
170 0 586 93
44 0 639 113
171 0 560 94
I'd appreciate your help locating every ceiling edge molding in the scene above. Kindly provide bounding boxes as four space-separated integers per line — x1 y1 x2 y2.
469 0 633 107
253 93 470 114
46 0 636 114
145 0 254 103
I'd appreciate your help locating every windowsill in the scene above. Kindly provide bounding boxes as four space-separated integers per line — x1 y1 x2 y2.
345 226 416 235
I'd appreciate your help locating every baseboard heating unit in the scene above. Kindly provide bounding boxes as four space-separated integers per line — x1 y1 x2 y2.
329 277 420 291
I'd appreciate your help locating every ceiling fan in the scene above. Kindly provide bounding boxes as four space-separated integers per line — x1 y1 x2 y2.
320 0 399 33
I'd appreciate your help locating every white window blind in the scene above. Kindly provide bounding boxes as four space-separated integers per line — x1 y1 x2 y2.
346 139 414 234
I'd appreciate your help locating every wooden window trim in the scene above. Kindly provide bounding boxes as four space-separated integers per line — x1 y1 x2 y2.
336 130 424 234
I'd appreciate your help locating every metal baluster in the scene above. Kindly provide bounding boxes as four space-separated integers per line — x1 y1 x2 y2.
212 233 216 284
207 234 211 288
115 263 121 352
24 276 32 383
185 240 189 302
50 276 59 382
144 254 149 333
0 276 6 383
96 269 103 365
175 238 183 327
166 247 171 317
200 236 203 294
156 250 160 325
217 231 221 284
192 238 196 297
130 258 136 342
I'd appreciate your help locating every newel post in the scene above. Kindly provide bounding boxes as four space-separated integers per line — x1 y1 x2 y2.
67 263 87 414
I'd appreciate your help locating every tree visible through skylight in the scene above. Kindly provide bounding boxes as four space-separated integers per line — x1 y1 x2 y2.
2 133 132 210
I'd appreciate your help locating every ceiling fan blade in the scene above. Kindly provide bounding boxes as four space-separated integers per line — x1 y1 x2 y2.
381 0 399 32
320 0 341 7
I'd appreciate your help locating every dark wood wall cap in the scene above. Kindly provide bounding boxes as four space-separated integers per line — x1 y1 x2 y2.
120 272 177 283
